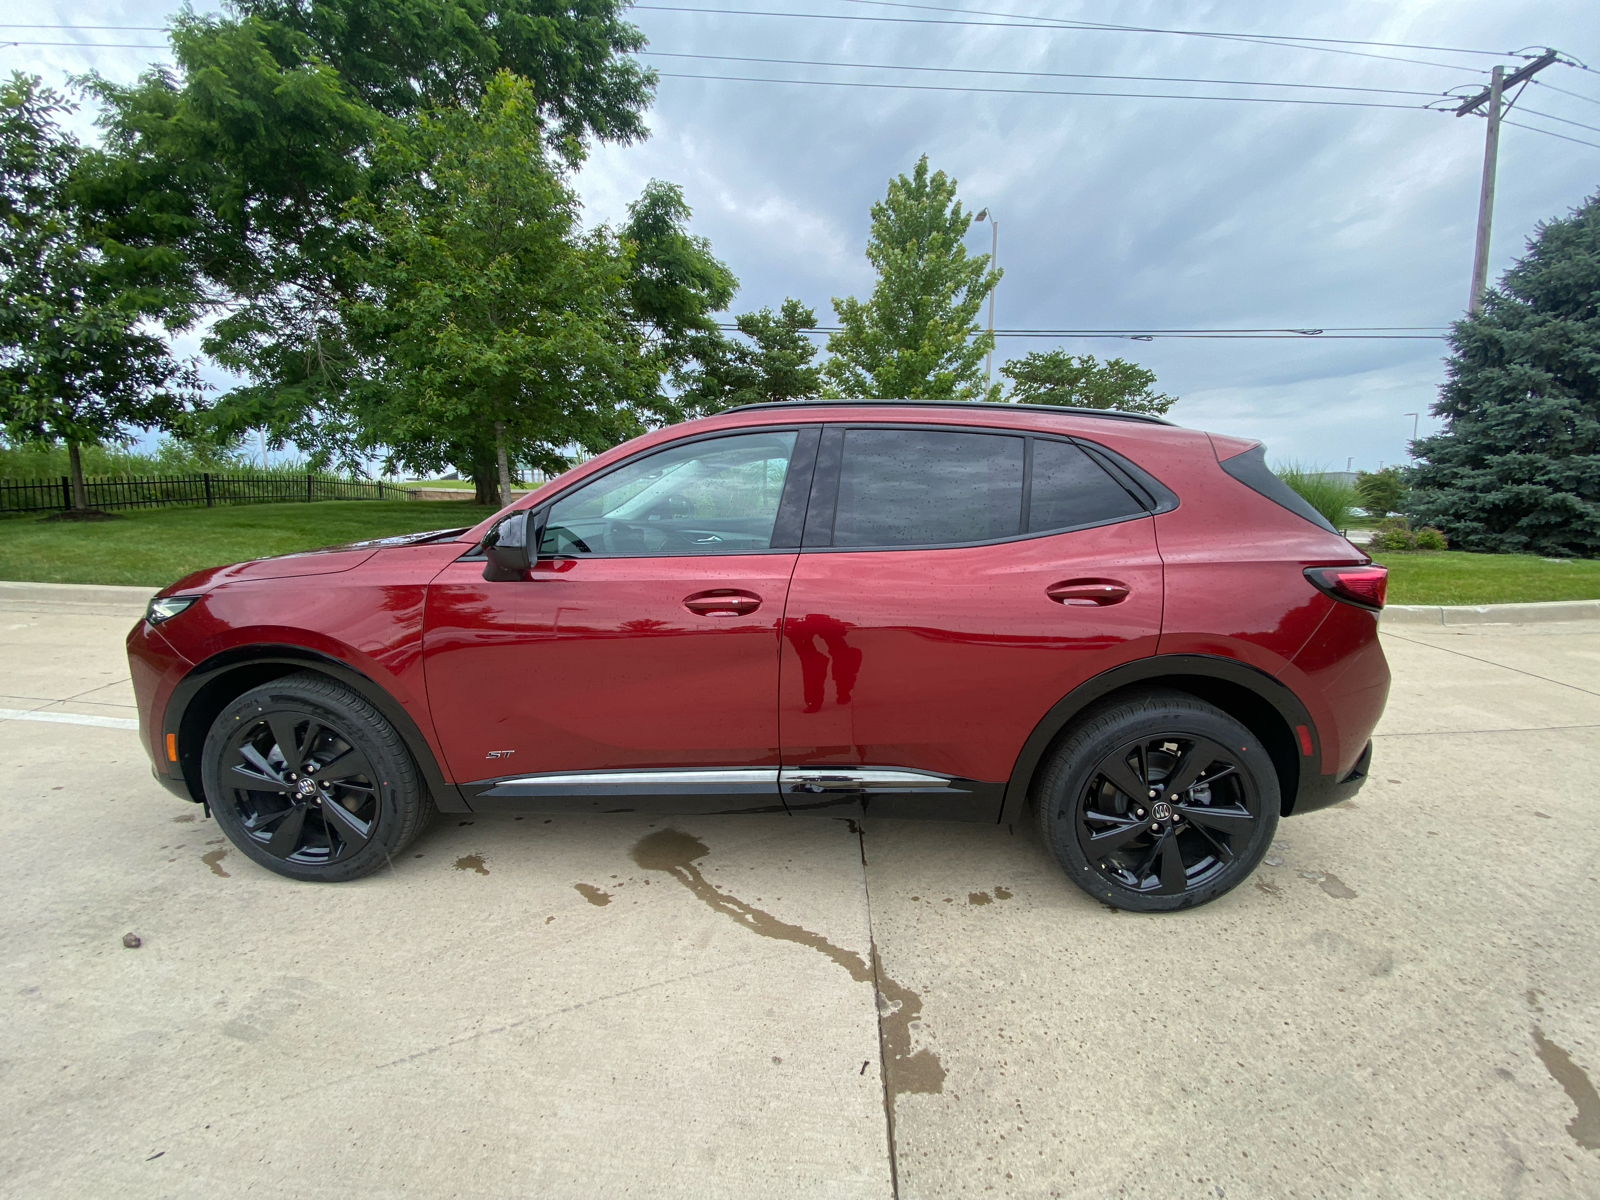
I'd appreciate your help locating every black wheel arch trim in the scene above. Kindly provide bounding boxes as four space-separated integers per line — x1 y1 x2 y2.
998 654 1343 824
160 645 470 813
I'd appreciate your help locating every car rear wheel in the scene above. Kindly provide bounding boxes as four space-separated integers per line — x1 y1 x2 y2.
200 672 435 882
1037 690 1279 912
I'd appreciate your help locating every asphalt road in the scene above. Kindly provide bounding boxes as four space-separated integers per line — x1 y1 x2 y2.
2 581 1597 1199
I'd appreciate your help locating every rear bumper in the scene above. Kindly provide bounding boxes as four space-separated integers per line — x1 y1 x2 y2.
1289 740 1372 816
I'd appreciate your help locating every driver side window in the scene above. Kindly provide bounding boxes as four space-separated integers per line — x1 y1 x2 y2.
539 430 800 557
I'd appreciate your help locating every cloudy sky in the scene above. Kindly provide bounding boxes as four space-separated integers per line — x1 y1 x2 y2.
6 0 1597 469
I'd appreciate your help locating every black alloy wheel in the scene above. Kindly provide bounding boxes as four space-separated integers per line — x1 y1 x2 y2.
1039 690 1279 912
201 672 434 882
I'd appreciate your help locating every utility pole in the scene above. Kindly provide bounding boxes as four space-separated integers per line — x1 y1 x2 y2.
1403 412 1419 453
1456 50 1559 314
973 208 998 384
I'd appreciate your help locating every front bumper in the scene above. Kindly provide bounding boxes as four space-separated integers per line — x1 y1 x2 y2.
1289 740 1372 816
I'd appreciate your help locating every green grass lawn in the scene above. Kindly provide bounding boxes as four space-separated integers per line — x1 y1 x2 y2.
1372 550 1600 606
0 500 498 587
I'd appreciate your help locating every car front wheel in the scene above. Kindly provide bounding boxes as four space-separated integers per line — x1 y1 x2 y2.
1038 690 1280 912
200 672 435 882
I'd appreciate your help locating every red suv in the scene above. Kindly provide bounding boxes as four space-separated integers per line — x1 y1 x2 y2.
128 401 1389 911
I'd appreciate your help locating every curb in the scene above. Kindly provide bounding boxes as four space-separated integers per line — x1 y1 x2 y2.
1380 598 1600 627
0 580 158 611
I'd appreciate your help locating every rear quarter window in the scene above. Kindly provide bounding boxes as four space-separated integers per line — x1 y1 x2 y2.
1217 445 1338 533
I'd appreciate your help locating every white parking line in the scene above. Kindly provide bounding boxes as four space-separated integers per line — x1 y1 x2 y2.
0 708 139 730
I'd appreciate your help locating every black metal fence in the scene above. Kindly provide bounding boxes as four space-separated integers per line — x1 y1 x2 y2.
0 473 419 515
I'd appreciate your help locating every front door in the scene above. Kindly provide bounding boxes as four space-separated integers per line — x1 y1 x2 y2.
424 426 818 813
778 425 1164 819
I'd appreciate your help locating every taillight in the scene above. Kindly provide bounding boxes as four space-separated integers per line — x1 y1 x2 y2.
1305 565 1388 611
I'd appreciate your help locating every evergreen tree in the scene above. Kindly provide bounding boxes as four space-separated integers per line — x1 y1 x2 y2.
825 156 999 401
1000 350 1175 414
1409 192 1600 557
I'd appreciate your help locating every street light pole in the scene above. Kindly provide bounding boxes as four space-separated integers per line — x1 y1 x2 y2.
1403 412 1420 454
973 208 998 386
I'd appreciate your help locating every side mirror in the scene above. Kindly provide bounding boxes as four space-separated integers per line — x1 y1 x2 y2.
482 511 531 581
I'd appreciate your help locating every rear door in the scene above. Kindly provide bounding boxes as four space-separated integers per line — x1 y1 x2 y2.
778 424 1163 818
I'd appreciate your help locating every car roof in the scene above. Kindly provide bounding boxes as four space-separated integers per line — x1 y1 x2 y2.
725 399 1172 425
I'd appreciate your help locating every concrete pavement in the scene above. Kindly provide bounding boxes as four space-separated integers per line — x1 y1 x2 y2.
1 584 1597 1198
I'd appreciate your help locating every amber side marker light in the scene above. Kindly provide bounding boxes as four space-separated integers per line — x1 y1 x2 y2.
166 733 178 762
1305 565 1388 611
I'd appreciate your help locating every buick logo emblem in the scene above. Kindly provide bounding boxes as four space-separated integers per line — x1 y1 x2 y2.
297 778 318 797
1151 801 1173 821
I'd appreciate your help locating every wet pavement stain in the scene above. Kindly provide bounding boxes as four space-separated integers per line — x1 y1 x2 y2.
1532 1026 1600 1150
968 891 992 906
574 883 612 906
454 854 489 875
629 828 944 1108
171 814 195 823
992 886 1013 900
1300 869 1357 899
200 849 230 877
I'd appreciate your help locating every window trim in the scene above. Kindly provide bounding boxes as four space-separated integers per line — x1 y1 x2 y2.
522 425 818 560
800 422 1165 554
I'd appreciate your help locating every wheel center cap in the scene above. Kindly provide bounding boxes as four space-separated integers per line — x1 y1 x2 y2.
296 778 318 798
1151 800 1173 821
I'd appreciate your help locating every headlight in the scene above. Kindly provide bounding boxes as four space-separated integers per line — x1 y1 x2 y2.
146 595 198 625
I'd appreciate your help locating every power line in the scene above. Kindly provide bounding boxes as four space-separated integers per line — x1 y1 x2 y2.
1501 119 1600 151
1532 78 1600 108
631 6 1495 74
642 50 1451 98
717 323 1450 340
1516 104 1600 135
835 0 1519 58
0 40 169 49
657 71 1429 110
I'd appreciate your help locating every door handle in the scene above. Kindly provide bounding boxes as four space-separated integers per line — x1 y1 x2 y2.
1046 580 1130 607
683 589 762 617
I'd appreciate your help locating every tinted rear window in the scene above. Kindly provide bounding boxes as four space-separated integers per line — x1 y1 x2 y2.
833 429 1024 547
1027 439 1145 533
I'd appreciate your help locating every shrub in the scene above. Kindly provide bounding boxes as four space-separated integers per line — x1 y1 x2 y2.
1274 462 1357 530
1415 526 1449 551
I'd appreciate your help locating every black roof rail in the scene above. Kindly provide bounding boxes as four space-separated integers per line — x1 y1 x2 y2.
722 398 1174 425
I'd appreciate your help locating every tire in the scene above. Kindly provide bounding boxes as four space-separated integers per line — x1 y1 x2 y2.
1037 689 1279 912
200 672 435 882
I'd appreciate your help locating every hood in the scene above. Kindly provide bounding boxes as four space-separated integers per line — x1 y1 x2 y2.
158 526 472 597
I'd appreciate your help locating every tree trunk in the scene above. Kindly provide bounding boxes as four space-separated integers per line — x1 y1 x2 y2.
67 441 89 511
494 421 514 508
469 446 499 506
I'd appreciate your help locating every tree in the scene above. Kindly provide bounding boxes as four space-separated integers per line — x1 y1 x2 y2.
341 73 644 505
0 75 201 514
1409 191 1600 556
86 0 657 464
825 156 999 401
1000 350 1176 415
1354 467 1407 519
619 179 737 423
677 298 822 412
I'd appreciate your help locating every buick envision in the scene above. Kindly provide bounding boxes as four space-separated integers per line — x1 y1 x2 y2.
128 400 1388 911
